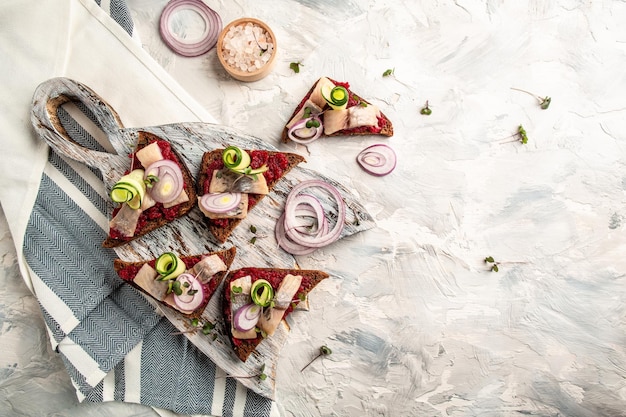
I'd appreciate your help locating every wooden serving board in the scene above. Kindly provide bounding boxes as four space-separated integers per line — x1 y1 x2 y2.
30 77 376 399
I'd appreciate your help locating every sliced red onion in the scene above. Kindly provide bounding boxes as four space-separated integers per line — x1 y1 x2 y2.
233 303 262 332
289 194 325 232
275 213 317 256
159 0 222 57
173 273 204 312
199 192 242 214
356 144 397 176
145 159 184 204
292 204 328 234
287 116 323 144
276 180 346 254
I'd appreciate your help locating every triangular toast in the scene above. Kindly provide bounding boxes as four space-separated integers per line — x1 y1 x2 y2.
104 131 198 247
196 148 305 244
282 76 393 143
223 267 329 362
113 247 236 318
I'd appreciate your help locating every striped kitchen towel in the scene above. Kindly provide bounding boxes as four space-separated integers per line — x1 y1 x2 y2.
21 3 278 416
95 0 136 39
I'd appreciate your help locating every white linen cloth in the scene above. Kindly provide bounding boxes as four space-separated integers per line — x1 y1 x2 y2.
0 1 278 416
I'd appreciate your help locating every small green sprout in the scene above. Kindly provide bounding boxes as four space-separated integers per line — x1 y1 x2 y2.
498 125 529 145
511 87 551 109
171 318 215 337
218 363 268 381
290 62 302 73
202 321 215 335
484 256 499 272
248 224 266 244
305 118 320 128
167 280 183 295
382 68 395 77
518 125 528 144
253 32 268 55
420 100 432 115
144 174 159 188
301 345 333 372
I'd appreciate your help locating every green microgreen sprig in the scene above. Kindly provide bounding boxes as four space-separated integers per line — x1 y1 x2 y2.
144 174 159 188
420 100 432 115
306 118 320 128
484 256 528 272
253 32 268 56
248 224 266 244
484 256 499 272
301 345 333 372
167 280 183 296
290 62 302 73
382 68 395 77
171 318 216 339
511 87 551 109
499 125 529 144
218 363 268 381
290 293 307 309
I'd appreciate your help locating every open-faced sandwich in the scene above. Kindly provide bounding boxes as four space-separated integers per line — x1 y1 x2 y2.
114 247 236 318
282 76 394 143
105 131 197 247
224 267 329 362
196 146 305 244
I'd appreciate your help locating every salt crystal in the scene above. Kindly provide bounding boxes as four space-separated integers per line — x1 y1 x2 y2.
221 22 274 73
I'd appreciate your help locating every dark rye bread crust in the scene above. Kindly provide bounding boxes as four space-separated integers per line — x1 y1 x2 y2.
103 131 198 248
281 77 394 142
223 267 329 362
113 247 236 319
197 148 305 244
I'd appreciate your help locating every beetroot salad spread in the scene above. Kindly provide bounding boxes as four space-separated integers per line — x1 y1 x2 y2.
109 139 188 241
203 150 290 229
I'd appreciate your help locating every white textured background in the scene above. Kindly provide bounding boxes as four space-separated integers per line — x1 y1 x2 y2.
2 1 626 416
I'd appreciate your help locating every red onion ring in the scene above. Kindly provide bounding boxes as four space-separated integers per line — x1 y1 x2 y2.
275 213 318 256
276 180 346 254
199 192 242 214
159 0 222 57
288 193 325 232
233 303 262 332
173 273 204 312
292 204 328 234
145 159 184 203
287 116 323 144
356 144 397 176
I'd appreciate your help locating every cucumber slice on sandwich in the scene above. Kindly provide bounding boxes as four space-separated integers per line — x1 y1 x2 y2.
155 252 186 280
111 169 146 209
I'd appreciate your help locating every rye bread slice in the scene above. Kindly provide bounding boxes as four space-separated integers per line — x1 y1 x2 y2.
223 267 329 362
113 247 236 319
196 148 305 244
103 131 198 248
281 77 394 142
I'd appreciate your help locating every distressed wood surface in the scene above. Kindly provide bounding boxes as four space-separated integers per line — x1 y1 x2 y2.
30 77 376 399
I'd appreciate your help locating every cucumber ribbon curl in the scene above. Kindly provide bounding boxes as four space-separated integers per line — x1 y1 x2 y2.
222 146 268 175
